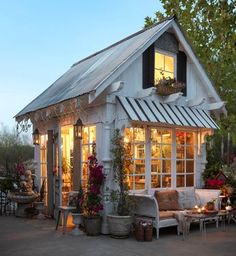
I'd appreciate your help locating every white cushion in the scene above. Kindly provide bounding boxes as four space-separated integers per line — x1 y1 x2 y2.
177 188 197 209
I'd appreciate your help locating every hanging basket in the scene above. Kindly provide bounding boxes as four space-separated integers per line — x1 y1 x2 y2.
156 82 185 96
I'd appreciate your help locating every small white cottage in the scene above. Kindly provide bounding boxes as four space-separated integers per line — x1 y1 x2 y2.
15 16 225 233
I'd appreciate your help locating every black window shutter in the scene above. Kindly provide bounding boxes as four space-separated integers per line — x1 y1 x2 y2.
177 51 187 96
143 44 154 89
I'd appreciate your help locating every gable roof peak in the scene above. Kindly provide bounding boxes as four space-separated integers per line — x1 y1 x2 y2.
71 15 176 68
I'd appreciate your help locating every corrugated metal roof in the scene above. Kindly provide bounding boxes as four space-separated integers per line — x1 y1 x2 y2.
117 96 219 129
15 17 173 118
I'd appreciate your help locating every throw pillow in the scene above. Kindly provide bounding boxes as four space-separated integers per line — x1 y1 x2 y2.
155 190 181 211
177 188 197 209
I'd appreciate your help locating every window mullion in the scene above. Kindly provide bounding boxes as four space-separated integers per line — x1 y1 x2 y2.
172 128 176 189
145 127 151 193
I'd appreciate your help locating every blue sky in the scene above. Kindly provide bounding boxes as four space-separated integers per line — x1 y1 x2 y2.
0 0 162 129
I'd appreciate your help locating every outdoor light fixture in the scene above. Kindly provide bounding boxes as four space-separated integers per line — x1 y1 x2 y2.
32 128 40 145
74 118 83 139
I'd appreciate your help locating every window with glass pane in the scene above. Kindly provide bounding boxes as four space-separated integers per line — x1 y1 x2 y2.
82 126 96 190
124 127 145 190
61 126 74 205
151 128 172 188
155 51 175 83
176 131 195 187
40 135 48 205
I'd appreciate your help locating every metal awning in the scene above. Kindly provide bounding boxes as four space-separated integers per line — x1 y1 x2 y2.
117 96 219 129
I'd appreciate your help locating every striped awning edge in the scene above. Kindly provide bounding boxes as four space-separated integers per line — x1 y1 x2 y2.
117 96 219 129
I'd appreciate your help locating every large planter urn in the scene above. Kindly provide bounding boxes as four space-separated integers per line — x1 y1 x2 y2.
8 192 38 217
34 202 45 219
84 215 102 236
71 213 84 236
107 214 133 238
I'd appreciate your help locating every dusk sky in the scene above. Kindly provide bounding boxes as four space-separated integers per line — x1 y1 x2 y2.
0 0 162 130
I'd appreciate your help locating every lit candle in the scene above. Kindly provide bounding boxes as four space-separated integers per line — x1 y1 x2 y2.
197 208 201 213
194 205 198 209
226 206 232 211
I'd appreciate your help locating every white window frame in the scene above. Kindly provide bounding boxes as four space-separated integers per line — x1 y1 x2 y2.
149 127 173 190
154 49 177 81
175 129 197 188
125 126 197 194
124 127 146 192
39 134 48 205
81 125 96 189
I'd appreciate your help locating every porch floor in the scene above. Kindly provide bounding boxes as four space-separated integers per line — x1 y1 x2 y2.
0 215 235 256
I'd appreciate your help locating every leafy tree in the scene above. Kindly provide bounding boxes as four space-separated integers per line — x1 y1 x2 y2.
145 0 236 160
0 124 34 173
202 134 223 181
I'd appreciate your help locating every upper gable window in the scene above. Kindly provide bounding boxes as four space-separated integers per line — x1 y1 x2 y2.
154 51 176 84
143 44 186 96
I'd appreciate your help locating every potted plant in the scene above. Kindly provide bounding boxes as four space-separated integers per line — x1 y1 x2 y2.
83 151 105 236
107 129 134 238
205 199 216 211
34 179 46 219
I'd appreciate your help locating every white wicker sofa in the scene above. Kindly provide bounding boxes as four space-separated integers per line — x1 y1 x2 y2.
130 188 221 239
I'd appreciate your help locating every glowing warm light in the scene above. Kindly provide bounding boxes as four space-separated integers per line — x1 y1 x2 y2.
74 118 83 139
33 128 40 145
124 137 130 143
226 206 232 211
124 127 145 190
81 126 96 190
39 134 48 205
61 126 73 205
155 52 174 82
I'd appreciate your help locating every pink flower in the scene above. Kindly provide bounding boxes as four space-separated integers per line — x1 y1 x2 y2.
15 163 25 175
84 153 105 216
206 179 224 188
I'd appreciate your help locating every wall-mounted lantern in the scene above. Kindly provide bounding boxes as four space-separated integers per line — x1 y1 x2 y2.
32 128 40 145
74 118 83 139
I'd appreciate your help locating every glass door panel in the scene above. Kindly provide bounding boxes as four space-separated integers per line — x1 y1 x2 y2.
61 126 73 206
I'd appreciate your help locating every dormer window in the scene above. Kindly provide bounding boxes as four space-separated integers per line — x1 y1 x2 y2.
154 51 176 84
143 42 187 96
